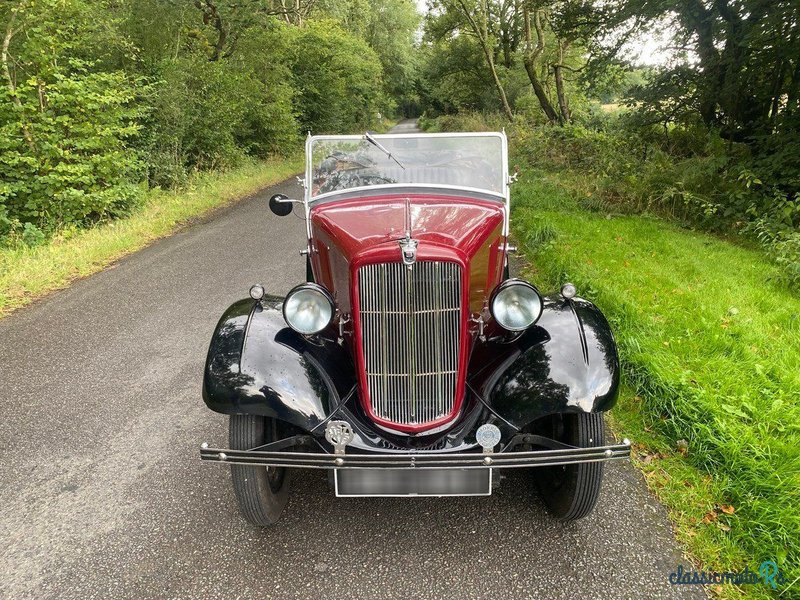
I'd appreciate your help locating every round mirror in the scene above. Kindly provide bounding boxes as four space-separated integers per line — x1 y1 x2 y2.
269 193 293 217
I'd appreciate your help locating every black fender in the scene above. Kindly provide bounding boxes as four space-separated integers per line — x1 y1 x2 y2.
468 296 619 429
202 296 355 432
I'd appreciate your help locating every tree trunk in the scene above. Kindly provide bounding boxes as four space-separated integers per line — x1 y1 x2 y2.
681 0 720 125
457 0 514 120
553 65 570 123
2 3 36 151
483 44 514 120
553 41 571 123
501 28 512 68
522 5 558 123
768 59 787 125
786 57 800 117
194 0 227 60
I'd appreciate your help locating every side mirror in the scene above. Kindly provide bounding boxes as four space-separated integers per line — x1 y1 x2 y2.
269 193 294 217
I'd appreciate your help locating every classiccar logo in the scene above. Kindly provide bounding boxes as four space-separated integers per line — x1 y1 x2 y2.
669 561 787 589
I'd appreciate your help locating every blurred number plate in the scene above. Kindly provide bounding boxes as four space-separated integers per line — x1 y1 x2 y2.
335 468 492 497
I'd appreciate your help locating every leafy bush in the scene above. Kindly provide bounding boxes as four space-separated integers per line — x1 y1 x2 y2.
0 64 144 238
142 52 297 188
0 0 144 240
286 20 387 134
0 1 409 245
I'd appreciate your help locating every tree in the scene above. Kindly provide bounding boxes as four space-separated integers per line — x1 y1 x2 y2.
428 0 515 119
628 0 800 143
423 0 633 123
521 3 559 122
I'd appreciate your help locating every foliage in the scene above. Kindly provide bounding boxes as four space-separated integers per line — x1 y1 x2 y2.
424 111 800 288
316 0 421 114
283 20 387 133
141 44 298 187
1 0 417 244
626 2 800 141
621 1 800 243
420 0 799 291
422 0 637 124
1 0 144 239
0 156 302 316
512 172 800 598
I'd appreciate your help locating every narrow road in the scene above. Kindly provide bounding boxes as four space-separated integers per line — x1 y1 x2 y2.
0 120 703 599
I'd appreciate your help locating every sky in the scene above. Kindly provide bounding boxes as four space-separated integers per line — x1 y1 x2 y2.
623 24 676 66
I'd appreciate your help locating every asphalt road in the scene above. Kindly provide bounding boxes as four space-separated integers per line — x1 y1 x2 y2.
0 121 705 600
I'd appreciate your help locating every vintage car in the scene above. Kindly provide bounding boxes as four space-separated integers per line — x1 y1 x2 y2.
200 131 629 526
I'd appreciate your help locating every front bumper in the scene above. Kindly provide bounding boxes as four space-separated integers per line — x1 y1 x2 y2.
199 439 631 469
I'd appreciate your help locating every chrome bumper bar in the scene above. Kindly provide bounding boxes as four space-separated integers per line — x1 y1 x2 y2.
199 440 631 469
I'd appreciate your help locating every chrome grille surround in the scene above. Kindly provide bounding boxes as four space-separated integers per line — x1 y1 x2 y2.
357 261 462 427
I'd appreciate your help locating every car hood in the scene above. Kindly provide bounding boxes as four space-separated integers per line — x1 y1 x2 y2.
308 193 506 316
309 194 505 259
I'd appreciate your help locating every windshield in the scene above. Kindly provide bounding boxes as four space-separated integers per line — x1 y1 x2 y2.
306 133 507 202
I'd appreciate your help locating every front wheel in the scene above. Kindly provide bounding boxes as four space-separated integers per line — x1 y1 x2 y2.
229 415 291 527
536 412 605 521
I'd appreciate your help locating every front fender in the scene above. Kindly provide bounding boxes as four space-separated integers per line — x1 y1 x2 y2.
202 296 355 432
469 296 619 429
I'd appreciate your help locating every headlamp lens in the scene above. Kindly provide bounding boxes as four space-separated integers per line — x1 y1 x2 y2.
283 284 334 334
491 281 542 331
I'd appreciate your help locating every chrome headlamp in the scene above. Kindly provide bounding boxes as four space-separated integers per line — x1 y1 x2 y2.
283 283 334 335
490 279 543 331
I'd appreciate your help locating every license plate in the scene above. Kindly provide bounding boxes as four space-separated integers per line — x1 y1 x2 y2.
334 468 492 497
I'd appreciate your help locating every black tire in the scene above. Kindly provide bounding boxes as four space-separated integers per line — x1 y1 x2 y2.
536 412 605 521
229 415 290 527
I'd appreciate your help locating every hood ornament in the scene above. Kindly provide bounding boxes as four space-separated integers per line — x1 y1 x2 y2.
399 197 417 268
399 235 418 267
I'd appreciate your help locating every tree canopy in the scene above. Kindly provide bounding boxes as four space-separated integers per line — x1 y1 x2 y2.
0 0 419 238
1 0 798 250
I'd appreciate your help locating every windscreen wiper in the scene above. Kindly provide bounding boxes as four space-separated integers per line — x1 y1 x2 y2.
364 132 405 170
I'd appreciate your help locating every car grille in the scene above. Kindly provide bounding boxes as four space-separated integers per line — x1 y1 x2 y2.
357 261 462 426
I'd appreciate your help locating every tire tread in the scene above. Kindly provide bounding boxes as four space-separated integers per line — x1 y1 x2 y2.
537 412 605 521
229 415 289 527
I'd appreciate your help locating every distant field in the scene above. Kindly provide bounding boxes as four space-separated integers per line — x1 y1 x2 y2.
512 172 800 599
0 157 303 318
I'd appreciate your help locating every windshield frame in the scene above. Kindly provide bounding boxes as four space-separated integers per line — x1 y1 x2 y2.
301 131 509 241
304 131 508 200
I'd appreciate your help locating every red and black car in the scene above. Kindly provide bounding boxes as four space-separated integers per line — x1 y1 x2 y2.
200 131 629 525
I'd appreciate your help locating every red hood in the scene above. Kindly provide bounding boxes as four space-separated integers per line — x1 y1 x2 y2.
311 194 503 258
309 194 506 314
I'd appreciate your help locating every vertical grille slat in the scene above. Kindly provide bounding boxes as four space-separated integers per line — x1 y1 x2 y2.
358 261 462 426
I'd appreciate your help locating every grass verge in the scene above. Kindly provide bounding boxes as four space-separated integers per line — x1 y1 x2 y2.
0 156 303 317
512 171 800 599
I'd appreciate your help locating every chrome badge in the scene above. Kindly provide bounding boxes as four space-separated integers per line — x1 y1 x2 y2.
399 236 418 267
325 420 354 455
476 423 502 453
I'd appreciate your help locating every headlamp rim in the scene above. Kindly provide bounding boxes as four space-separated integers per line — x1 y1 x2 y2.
282 282 335 335
489 278 543 332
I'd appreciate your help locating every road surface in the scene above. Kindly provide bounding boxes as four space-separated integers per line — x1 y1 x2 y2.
0 121 704 599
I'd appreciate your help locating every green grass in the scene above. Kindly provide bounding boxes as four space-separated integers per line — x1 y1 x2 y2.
0 156 303 317
512 171 800 598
